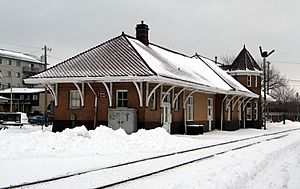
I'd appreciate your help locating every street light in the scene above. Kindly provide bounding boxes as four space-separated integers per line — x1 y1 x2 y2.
259 46 275 130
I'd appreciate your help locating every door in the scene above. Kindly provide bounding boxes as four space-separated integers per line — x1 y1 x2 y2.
161 103 172 133
208 98 213 131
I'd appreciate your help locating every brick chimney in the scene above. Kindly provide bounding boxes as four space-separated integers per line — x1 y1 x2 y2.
136 21 149 45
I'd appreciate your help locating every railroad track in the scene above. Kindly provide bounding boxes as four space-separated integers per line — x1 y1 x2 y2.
2 128 300 189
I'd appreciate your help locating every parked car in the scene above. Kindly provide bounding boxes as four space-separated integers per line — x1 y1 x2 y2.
28 115 45 125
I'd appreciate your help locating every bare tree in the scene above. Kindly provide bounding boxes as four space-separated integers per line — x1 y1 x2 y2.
221 55 292 101
260 61 288 92
271 85 296 124
221 55 236 65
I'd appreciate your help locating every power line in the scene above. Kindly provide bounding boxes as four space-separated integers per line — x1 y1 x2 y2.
0 40 40 49
271 61 300 65
47 55 63 61
287 79 300 82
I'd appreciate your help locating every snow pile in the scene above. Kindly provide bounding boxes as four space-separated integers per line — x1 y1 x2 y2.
0 122 300 188
62 125 91 139
0 125 199 160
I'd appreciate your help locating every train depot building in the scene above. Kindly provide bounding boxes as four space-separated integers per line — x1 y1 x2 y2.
25 22 262 134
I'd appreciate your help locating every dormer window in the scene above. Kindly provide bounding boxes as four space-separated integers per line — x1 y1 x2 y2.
247 76 251 87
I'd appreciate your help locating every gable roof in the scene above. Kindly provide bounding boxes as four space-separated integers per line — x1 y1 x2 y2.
25 34 258 98
31 35 154 79
230 46 262 72
128 37 232 92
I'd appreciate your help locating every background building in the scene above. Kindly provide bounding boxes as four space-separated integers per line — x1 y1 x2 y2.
0 48 44 89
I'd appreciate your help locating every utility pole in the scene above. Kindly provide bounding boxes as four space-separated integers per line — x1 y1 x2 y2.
259 46 275 130
297 92 299 122
42 45 51 129
266 61 271 121
10 73 12 112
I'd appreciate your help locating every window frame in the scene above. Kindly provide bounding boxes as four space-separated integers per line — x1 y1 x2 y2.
174 93 180 111
246 102 252 121
226 99 231 121
149 91 156 110
238 101 242 121
69 90 81 109
116 90 128 108
16 61 21 67
207 98 213 119
255 75 258 87
186 96 194 121
254 101 258 120
247 75 251 87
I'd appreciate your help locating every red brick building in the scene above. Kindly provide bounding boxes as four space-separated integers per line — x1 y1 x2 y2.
25 22 261 134
220 46 263 129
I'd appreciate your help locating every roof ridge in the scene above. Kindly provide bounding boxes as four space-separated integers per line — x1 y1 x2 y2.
125 34 190 58
123 34 157 76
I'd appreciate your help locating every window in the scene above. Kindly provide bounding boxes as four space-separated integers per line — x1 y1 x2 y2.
254 102 258 120
187 96 194 121
7 71 11 77
255 76 258 87
161 92 171 103
69 90 81 109
0 70 2 78
8 60 12 65
33 94 38 100
226 99 231 121
16 61 21 66
246 102 252 120
174 93 179 111
149 92 156 110
247 76 251 87
0 58 2 64
16 72 20 78
20 94 24 100
116 90 128 108
208 98 213 118
238 101 242 121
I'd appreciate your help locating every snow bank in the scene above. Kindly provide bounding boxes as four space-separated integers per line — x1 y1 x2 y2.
0 125 198 160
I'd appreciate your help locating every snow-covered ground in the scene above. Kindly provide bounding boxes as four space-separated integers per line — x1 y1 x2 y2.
0 121 300 188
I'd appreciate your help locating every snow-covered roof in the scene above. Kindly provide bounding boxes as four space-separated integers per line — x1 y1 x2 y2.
0 88 45 94
261 91 276 102
193 54 254 94
24 34 258 97
0 95 9 102
0 49 42 64
128 38 232 92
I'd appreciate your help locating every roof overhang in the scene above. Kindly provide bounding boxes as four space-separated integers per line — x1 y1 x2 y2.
25 75 258 98
228 70 263 76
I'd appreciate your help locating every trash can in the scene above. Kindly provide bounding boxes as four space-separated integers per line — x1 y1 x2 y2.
187 125 203 135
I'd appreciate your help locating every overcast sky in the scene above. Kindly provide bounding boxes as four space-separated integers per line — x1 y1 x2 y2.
1 0 300 91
